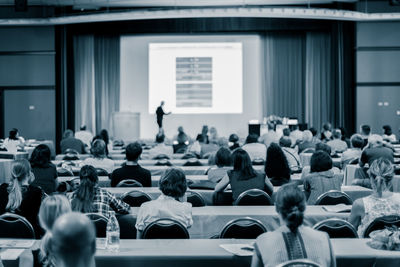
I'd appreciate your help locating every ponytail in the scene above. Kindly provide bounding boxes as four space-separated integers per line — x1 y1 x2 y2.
286 207 304 233
369 158 394 197
375 175 384 197
71 165 98 213
6 159 31 212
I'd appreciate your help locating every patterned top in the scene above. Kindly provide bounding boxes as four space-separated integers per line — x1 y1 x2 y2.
303 170 343 205
358 193 400 237
69 187 130 218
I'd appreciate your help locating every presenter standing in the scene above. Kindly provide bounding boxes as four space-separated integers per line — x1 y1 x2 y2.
156 101 171 131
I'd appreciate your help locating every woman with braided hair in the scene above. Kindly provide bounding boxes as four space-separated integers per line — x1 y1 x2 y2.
349 157 400 237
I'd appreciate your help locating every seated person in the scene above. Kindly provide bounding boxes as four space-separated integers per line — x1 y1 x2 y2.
50 212 96 267
242 134 267 162
265 142 291 186
297 130 316 153
208 147 232 184
83 139 114 174
75 125 94 149
360 124 371 148
70 165 130 218
309 127 321 145
30 144 58 195
279 137 301 173
0 159 44 235
326 129 348 154
173 126 189 154
228 134 240 151
135 168 193 238
289 125 303 147
303 151 343 205
147 133 173 160
300 143 340 179
60 129 86 154
209 127 219 144
3 128 25 152
258 122 280 148
320 122 333 142
214 149 273 203
382 125 397 143
196 125 209 144
349 158 400 237
111 142 151 187
340 134 363 168
251 184 336 267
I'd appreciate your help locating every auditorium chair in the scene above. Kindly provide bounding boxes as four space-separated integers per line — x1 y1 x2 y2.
219 217 267 239
121 190 152 207
57 167 75 177
116 179 143 188
186 190 206 207
141 219 189 239
0 213 35 239
276 259 321 267
314 190 353 205
313 218 358 238
234 189 273 206
96 168 109 177
363 215 400 238
86 213 108 238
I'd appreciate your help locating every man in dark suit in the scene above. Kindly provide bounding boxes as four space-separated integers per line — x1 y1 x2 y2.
156 101 170 130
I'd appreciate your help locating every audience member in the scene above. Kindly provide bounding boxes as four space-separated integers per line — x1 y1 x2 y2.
173 126 189 153
320 122 333 142
196 125 209 144
279 137 301 173
251 184 336 267
282 128 291 137
147 133 174 159
207 147 232 183
111 142 151 187
60 129 86 154
83 139 114 173
340 134 363 168
242 134 267 162
382 125 397 143
50 212 96 267
289 125 303 147
259 122 280 148
228 134 240 151
91 129 111 155
3 128 25 152
30 144 58 195
0 159 43 235
33 195 71 267
309 127 320 145
135 168 193 238
70 165 130 218
349 158 400 237
339 127 351 147
303 151 343 205
360 124 371 148
214 149 273 203
265 143 291 186
75 125 93 148
209 127 219 144
300 143 340 179
297 130 316 153
326 129 348 154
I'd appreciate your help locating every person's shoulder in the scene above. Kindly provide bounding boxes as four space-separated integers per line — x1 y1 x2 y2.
302 226 330 241
28 185 43 194
256 230 280 244
0 183 8 190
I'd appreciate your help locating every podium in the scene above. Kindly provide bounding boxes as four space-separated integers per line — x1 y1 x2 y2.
112 112 140 143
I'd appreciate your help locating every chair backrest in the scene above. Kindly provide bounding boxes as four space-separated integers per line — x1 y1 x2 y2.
301 148 315 154
116 179 144 188
363 215 400 238
276 259 321 267
0 213 35 239
57 167 74 177
219 217 267 239
234 189 273 206
86 213 108 238
155 159 172 166
96 168 109 176
186 190 206 207
152 154 170 160
252 159 265 166
314 190 353 205
141 218 189 239
313 218 358 238
121 190 152 207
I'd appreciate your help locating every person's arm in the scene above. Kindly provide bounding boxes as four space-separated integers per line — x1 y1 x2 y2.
303 177 311 200
250 243 264 267
214 174 230 192
348 198 364 231
264 176 274 196
107 191 130 214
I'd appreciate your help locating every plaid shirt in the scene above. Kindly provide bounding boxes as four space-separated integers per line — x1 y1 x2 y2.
69 187 130 218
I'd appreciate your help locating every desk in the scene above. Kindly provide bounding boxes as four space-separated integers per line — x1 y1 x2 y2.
53 158 209 167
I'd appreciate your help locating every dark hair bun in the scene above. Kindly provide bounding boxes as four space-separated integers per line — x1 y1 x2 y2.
286 209 304 233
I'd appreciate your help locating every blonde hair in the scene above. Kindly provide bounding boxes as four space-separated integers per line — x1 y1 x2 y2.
368 158 394 197
6 159 31 212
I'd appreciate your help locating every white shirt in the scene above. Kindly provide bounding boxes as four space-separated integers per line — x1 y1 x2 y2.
290 130 303 146
147 143 174 159
326 139 348 153
259 131 281 148
135 194 193 231
75 130 93 147
242 143 267 161
82 157 115 174
3 137 24 153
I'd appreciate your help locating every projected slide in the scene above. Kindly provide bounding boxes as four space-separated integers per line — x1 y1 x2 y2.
149 43 242 114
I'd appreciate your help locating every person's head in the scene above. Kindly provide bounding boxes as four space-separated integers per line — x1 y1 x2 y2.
350 134 364 149
99 129 109 145
315 142 332 155
332 129 342 140
231 149 256 179
159 168 187 200
368 158 394 197
215 147 232 167
160 101 165 106
71 165 98 213
279 136 292 148
309 127 318 137
177 132 188 145
6 159 33 211
155 133 165 144
282 128 291 137
245 134 259 144
275 183 306 233
30 144 51 168
178 126 184 134
310 151 332 173
339 127 347 140
265 143 290 179
50 212 96 267
201 125 208 135
209 127 217 135
125 142 142 162
383 125 392 136
302 130 313 142
322 123 332 131
9 128 19 140
90 139 106 158
368 134 384 148
361 124 371 136
63 129 74 139
80 125 87 131
229 134 239 144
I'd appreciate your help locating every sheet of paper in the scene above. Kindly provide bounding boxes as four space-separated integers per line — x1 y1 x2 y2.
219 244 254 256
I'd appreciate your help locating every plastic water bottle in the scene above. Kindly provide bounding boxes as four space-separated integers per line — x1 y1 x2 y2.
106 211 120 252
